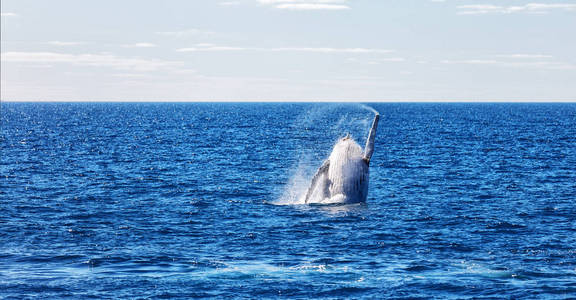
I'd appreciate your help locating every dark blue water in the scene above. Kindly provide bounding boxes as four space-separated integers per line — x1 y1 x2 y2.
1 102 575 299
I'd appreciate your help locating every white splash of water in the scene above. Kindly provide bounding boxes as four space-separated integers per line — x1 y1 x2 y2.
332 114 370 141
359 103 380 116
275 155 314 205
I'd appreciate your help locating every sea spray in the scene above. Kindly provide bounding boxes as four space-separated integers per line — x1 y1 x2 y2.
359 104 380 116
276 155 315 205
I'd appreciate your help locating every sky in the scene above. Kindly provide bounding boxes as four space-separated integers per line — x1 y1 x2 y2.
1 0 575 102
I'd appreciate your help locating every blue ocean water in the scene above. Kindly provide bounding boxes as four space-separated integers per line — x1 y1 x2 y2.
1 102 575 299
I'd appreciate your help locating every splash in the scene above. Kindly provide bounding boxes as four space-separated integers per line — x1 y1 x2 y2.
275 156 315 205
359 104 380 116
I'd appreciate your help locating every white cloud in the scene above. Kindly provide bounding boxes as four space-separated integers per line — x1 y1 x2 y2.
178 46 247 52
258 0 350 10
271 47 391 53
442 59 498 65
156 28 214 38
497 54 554 59
349 57 406 65
48 41 85 46
1 12 19 17
122 42 157 48
258 0 348 3
195 43 217 47
457 3 576 15
220 1 242 6
275 3 349 10
177 45 392 53
111 73 151 78
377 57 406 62
1 52 182 72
442 58 576 70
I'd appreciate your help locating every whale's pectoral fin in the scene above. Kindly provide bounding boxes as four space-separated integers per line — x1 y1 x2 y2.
304 160 330 204
363 113 380 164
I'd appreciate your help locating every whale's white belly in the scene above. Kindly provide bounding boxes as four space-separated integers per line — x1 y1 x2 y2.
306 139 369 204
327 140 369 203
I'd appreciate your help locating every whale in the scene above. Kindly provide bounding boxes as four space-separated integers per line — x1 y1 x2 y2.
303 112 380 204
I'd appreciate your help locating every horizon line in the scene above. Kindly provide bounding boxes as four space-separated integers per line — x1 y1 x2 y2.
2 99 576 103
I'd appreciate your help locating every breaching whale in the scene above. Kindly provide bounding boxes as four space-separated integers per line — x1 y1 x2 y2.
303 112 380 204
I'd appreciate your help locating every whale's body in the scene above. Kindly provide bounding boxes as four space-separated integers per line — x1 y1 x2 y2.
303 113 380 204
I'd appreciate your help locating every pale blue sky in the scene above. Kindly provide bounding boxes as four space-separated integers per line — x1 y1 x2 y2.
1 0 575 101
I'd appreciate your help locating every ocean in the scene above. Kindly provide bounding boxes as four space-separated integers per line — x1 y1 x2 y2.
1 102 575 298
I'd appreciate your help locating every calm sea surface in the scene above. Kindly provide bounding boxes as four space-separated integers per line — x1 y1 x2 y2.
1 103 575 299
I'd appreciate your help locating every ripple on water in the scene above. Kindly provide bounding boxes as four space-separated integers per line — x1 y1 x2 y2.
1 103 575 298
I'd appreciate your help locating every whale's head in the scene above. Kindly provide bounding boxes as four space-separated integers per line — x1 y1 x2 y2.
330 135 363 163
342 132 352 141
